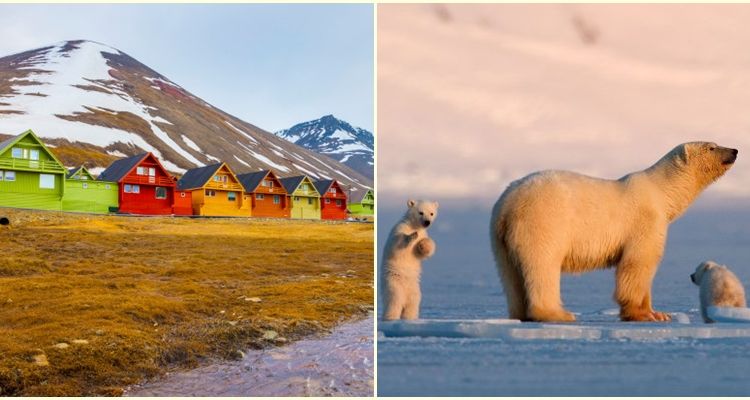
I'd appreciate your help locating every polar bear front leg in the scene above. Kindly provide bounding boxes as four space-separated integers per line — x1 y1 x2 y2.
615 239 671 322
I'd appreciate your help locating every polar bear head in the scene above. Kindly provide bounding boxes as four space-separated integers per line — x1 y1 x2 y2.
672 142 738 184
406 199 439 228
691 260 723 286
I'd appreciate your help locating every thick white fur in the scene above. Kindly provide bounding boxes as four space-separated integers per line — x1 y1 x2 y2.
490 142 737 322
381 199 438 320
691 261 747 323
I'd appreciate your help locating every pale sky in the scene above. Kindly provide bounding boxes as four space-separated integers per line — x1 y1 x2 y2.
378 4 750 207
0 3 373 133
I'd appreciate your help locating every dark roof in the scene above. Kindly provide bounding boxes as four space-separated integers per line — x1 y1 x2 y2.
177 163 223 190
0 133 21 152
236 170 269 192
66 167 80 179
279 176 306 194
313 179 334 195
98 153 148 182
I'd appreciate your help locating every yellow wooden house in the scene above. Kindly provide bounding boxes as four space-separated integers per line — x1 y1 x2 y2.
176 162 249 216
279 175 321 220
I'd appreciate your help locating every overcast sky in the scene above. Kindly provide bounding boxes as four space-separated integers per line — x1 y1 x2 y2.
0 3 373 133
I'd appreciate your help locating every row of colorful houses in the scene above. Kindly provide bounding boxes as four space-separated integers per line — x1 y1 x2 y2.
0 129 374 220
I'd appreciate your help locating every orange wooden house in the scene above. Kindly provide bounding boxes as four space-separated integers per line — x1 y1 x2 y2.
314 179 348 220
176 162 248 216
236 169 291 218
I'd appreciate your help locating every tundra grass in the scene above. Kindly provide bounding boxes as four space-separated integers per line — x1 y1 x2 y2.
0 208 373 396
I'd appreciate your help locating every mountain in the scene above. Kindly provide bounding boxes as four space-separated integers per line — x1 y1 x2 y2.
0 40 372 191
275 115 374 179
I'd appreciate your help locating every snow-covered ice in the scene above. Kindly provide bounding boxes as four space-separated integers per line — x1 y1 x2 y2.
707 306 750 323
377 206 750 396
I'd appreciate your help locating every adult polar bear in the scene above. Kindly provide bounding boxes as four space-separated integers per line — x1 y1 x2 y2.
490 142 738 322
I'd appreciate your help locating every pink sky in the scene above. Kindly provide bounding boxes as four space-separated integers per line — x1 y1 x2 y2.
378 4 750 206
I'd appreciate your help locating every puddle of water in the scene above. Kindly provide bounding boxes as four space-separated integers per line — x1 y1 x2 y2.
125 317 374 396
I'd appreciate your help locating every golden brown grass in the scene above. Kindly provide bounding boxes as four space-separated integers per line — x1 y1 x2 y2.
0 208 373 396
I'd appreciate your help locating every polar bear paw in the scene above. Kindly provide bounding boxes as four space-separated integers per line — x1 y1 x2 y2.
414 237 436 259
621 309 672 322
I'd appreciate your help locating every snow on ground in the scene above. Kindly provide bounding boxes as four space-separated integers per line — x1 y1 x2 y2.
107 150 127 157
233 155 251 168
291 163 320 179
181 134 202 152
245 149 290 173
377 205 750 396
0 41 202 171
225 121 258 144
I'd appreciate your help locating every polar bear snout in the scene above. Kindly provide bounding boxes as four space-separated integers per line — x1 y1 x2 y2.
422 220 431 227
722 148 738 165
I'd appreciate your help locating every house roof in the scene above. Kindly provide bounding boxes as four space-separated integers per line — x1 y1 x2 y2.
176 163 224 190
236 170 269 192
98 153 149 182
350 188 373 203
313 179 334 195
279 176 307 194
0 134 19 152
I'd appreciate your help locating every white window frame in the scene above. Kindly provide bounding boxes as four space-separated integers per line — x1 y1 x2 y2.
228 192 237 201
11 147 22 158
39 174 55 189
256 193 264 200
124 184 132 193
155 186 167 199
5 171 14 181
149 167 156 177
273 195 280 204
29 149 39 161
137 166 145 175
132 185 140 194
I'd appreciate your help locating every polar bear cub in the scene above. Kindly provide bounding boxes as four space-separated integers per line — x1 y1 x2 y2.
691 260 747 323
381 199 438 320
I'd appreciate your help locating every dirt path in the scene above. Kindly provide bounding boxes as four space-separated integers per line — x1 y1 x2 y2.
124 316 374 396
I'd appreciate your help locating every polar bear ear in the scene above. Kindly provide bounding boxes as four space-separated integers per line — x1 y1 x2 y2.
676 144 690 166
434 201 439 209
407 199 416 208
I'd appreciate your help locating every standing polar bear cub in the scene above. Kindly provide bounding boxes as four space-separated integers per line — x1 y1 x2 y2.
691 261 747 323
490 142 737 322
382 199 438 320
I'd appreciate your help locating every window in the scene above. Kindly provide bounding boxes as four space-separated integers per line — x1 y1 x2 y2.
206 189 216 197
325 198 331 204
273 195 280 204
329 187 337 194
213 175 221 182
294 196 300 201
155 187 167 199
336 199 342 206
4 171 14 181
137 166 145 175
149 167 156 176
308 197 313 205
0 170 3 181
82 182 88 189
262 180 273 187
124 184 132 193
256 193 264 200
228 192 236 201
39 174 55 189
133 185 140 193
11 148 22 158
29 149 39 161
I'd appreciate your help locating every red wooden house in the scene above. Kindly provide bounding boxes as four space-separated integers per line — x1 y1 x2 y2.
236 169 291 218
313 179 348 220
98 152 178 215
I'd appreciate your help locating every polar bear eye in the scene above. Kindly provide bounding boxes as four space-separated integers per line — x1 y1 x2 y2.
419 212 424 216
430 213 434 216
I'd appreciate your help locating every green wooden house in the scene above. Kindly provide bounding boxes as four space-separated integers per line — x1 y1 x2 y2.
63 166 119 214
0 129 67 210
279 175 321 220
348 188 374 218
